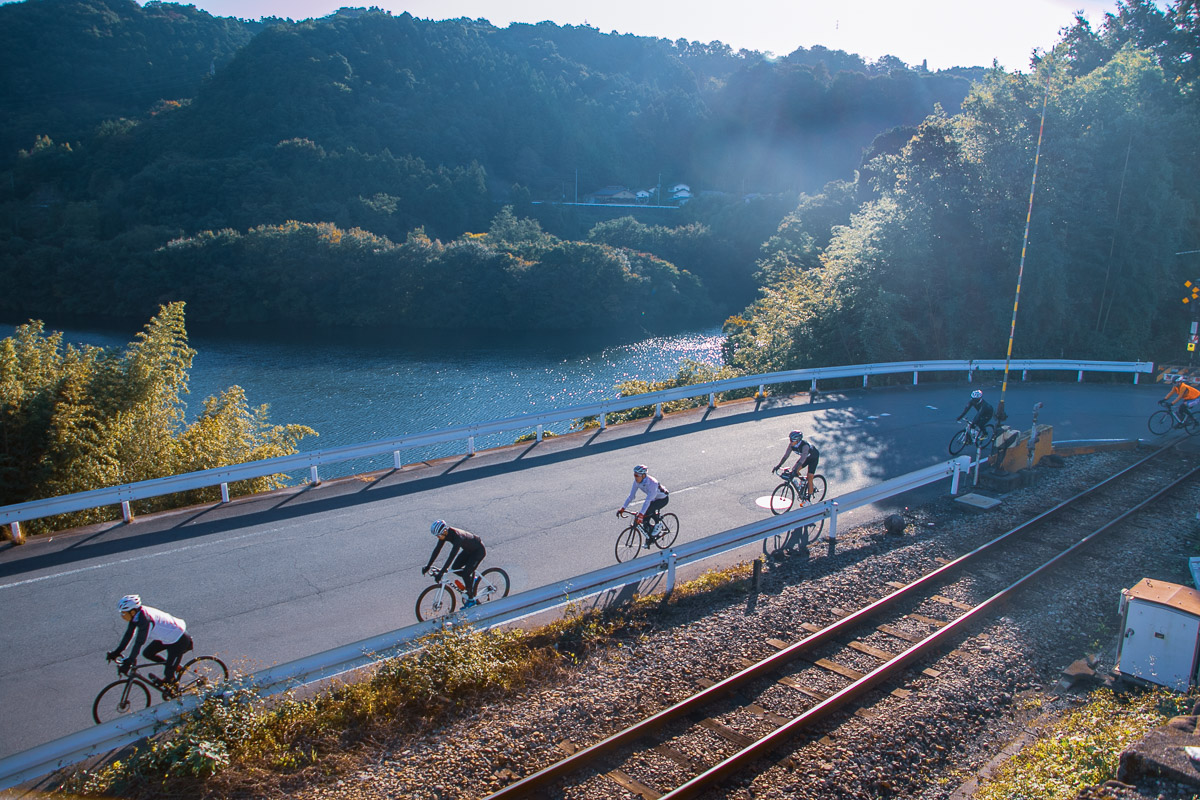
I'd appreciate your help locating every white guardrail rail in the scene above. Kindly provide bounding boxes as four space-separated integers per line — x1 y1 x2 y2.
0 358 1152 536
0 456 972 790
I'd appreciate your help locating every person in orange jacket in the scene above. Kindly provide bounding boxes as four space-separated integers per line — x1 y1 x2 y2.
1165 375 1200 422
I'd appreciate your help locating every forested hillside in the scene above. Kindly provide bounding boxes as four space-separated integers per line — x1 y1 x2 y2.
724 0 1200 368
0 0 977 330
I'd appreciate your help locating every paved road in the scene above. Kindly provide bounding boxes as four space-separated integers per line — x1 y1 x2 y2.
0 379 1163 759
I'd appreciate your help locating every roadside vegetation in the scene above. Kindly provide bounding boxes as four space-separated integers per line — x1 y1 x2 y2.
573 358 753 428
0 303 314 534
59 561 753 798
976 688 1197 800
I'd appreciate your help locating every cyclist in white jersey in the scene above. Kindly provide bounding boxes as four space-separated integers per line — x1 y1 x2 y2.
107 594 193 687
617 464 670 535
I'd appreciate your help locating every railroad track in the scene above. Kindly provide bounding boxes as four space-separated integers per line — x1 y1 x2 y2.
484 440 1200 800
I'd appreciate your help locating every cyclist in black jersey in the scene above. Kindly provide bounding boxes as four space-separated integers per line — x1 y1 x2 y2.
422 521 487 606
956 389 994 433
773 431 820 493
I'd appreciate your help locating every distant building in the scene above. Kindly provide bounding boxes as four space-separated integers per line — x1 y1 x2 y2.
635 189 652 203
583 185 637 204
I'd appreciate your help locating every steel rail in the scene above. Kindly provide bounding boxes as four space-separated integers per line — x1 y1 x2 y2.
663 456 1200 798
485 439 1186 799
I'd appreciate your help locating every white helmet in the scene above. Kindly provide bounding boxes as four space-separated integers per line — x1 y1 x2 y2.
430 520 448 537
117 594 142 613
971 389 983 399
633 465 648 476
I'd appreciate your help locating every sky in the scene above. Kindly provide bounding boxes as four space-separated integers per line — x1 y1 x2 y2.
170 0 1125 71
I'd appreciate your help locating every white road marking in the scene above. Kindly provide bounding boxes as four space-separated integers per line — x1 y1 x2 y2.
0 523 305 591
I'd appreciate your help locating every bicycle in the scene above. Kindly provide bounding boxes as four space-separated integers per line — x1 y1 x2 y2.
415 565 512 621
614 508 680 563
769 468 827 515
93 654 228 724
1148 399 1200 436
948 419 996 456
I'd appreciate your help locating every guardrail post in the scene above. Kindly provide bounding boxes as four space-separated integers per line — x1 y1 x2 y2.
967 367 973 383
810 378 817 394
951 461 961 495
1133 373 1140 385
1077 370 1084 383
654 402 663 419
913 370 919 385
757 384 765 399
309 466 320 485
666 551 677 594
121 501 132 523
600 413 607 431
708 392 716 408
536 424 544 443
828 501 839 541
220 483 230 504
862 375 869 388
393 451 402 469
1022 369 1028 381
7 521 23 545
468 436 476 456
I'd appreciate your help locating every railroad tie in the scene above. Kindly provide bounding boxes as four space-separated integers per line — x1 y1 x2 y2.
700 717 757 748
777 674 830 701
652 743 699 771
813 657 866 681
848 640 894 661
606 769 661 800
877 624 923 643
931 594 973 611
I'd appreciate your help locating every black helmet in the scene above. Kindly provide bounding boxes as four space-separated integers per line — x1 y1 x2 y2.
788 430 803 442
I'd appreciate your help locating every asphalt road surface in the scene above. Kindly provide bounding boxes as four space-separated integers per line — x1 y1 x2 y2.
0 378 1165 759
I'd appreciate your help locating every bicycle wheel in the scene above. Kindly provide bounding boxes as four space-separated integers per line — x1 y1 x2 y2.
615 524 642 562
654 513 679 549
176 656 228 696
976 423 996 451
93 679 151 724
1185 415 1200 436
415 584 456 621
477 567 511 603
1147 410 1174 435
807 475 827 503
948 429 969 455
770 483 796 515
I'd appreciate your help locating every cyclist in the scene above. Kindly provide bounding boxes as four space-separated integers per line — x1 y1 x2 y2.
773 431 820 498
1165 375 1200 423
106 594 192 690
422 520 486 607
956 389 994 440
617 464 670 538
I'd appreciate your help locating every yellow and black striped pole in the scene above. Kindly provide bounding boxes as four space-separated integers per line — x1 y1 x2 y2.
997 65 1053 424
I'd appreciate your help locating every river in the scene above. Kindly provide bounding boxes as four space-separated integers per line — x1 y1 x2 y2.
0 320 726 478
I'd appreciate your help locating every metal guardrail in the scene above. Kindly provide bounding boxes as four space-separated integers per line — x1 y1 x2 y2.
0 456 969 790
0 359 1150 535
